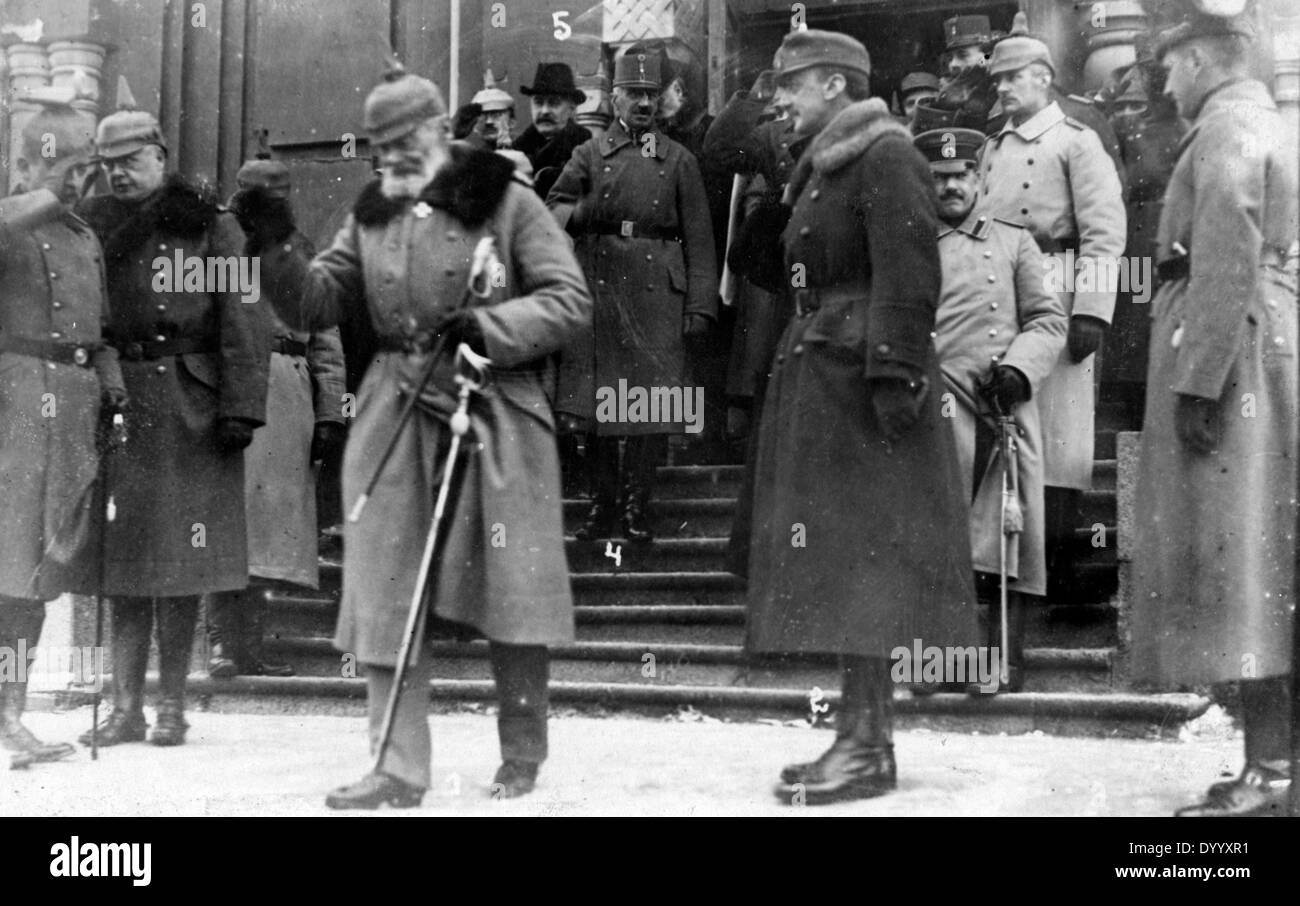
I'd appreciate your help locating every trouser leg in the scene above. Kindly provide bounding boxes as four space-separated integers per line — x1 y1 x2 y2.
621 435 665 543
1044 487 1081 599
366 647 434 789
575 437 620 541
109 596 152 717
205 588 243 676
488 642 549 765
840 655 894 748
155 595 200 707
1242 675 1292 771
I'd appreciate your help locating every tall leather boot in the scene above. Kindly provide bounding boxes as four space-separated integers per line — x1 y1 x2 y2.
0 599 75 762
152 595 199 746
80 597 152 746
776 656 896 804
242 584 295 677
205 589 241 679
621 435 663 543
574 436 619 541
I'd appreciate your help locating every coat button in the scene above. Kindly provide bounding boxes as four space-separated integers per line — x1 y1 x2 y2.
990 302 999 310
987 275 996 282
1275 336 1286 347
776 353 785 363
983 251 992 258
810 189 820 200
49 272 58 279
876 343 890 355
446 231 459 239
52 301 62 310
42 243 51 250
793 344 804 355
930 331 937 339
799 226 811 237
603 166 611 172
1020 208 1028 215
155 334 166 342
1023 182 1031 189
1026 159 1033 165
645 254 653 261
47 362 57 371
988 329 998 337
157 304 167 312
156 365 167 374
603 192 610 199
50 331 62 339
597 279 606 286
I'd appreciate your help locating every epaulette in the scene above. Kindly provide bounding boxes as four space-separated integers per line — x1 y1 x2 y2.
1063 115 1087 130
993 217 1027 229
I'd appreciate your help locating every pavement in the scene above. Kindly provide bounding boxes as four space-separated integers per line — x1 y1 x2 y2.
2 705 1247 817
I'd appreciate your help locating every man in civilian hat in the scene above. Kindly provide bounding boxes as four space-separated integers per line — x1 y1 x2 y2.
76 78 270 748
547 51 716 544
470 72 517 150
915 127 1066 692
975 22 1126 606
1130 4 1297 817
514 63 591 199
746 29 977 805
898 72 939 125
261 67 591 807
0 89 126 766
202 156 347 679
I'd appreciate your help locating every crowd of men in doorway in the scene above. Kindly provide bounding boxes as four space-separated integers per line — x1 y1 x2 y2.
0 0 1294 815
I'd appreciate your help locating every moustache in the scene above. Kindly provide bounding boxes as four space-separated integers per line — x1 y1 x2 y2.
536 115 556 123
940 191 966 202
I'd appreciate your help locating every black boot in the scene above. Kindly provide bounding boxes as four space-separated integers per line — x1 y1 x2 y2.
0 599 75 762
491 760 540 799
620 436 662 543
151 596 199 747
205 590 240 679
80 597 151 747
574 436 619 541
242 585 295 677
776 656 896 804
1179 677 1291 816
325 772 424 809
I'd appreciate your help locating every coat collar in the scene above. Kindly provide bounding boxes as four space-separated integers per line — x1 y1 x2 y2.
353 141 516 228
938 210 992 241
995 100 1065 143
599 119 669 160
1176 79 1276 159
783 99 909 204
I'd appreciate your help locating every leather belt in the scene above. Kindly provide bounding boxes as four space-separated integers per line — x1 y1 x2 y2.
0 334 99 367
273 337 308 357
112 337 213 361
1036 236 1080 255
587 219 682 242
790 285 867 318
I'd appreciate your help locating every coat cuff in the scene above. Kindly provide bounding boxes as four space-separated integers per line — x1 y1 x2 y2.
1070 290 1116 324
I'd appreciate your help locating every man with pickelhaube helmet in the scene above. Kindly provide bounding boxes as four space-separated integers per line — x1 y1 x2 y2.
514 63 591 200
0 88 126 766
1130 0 1298 817
76 78 270 748
548 51 717 544
203 155 347 679
746 29 977 805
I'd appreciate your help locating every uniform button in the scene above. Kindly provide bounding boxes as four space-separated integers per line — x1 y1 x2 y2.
602 193 610 199
52 301 63 310
990 302 999 310
1268 299 1278 309
155 334 166 342
876 343 891 355
157 304 167 312
159 243 167 251
1026 159 1033 165
810 189 820 200
50 331 62 339
283 243 292 252
156 365 167 374
929 331 937 339
47 362 57 371
987 275 996 283
645 254 653 261
1275 336 1286 347
597 279 606 286
1022 182 1031 189
799 226 811 237
983 251 992 258
659 171 665 177
776 354 786 363
603 166 611 172
793 344 804 355
652 199 659 206
988 329 998 337
446 231 459 239
42 243 51 250
646 284 654 290
1020 208 1028 215
50 272 58 279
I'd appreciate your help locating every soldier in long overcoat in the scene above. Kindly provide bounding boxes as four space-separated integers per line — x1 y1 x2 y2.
917 128 1067 691
547 52 716 543
746 31 978 806
75 87 270 748
975 31 1126 601
1130 9 1297 817
262 70 591 807
204 157 347 679
0 94 126 765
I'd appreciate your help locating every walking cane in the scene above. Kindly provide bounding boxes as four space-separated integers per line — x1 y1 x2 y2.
92 412 127 760
372 343 492 775
349 236 496 523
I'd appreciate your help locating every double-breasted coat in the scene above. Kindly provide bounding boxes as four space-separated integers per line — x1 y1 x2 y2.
1129 79 1298 686
746 100 978 658
0 190 124 600
933 213 1067 596
244 228 346 588
263 144 591 666
77 175 270 597
547 120 717 435
978 101 1127 490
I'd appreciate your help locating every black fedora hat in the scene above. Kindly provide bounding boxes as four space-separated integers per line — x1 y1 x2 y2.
521 63 586 104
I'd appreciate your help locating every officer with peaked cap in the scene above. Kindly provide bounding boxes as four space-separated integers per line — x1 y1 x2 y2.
744 29 977 805
76 78 270 748
202 156 347 679
0 90 126 766
976 16 1127 607
944 14 994 77
915 128 1067 692
1130 2 1298 817
259 67 591 807
547 51 717 544
899 72 940 124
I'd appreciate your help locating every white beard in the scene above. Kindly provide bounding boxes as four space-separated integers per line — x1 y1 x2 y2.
380 169 430 200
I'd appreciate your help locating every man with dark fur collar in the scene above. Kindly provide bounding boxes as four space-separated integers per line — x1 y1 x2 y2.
261 68 591 808
746 30 977 805
76 85 270 749
512 63 591 200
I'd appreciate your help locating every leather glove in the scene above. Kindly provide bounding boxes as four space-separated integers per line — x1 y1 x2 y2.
976 365 1030 414
310 421 346 463
1067 315 1107 363
871 377 928 443
451 103 483 140
229 186 296 249
215 418 256 453
1175 394 1219 454
100 386 129 414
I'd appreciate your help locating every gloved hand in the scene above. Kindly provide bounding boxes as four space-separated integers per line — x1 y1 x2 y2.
451 103 483 140
1067 315 1107 363
871 377 928 443
100 386 129 414
1175 393 1219 454
432 309 486 354
310 421 346 463
749 70 776 104
228 186 296 250
976 365 1030 414
215 418 256 453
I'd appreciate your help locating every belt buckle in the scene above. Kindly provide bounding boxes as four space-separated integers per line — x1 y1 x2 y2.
72 346 89 366
620 220 634 238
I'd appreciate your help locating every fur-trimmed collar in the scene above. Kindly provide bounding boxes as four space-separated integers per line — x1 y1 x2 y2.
78 173 223 264
353 142 516 228
784 99 911 202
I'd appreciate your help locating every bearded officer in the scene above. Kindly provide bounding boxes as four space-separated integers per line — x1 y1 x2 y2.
747 30 977 805
916 128 1067 691
1130 6 1297 817
0 91 126 765
76 80 270 748
204 156 347 679
261 68 591 806
975 29 1126 604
